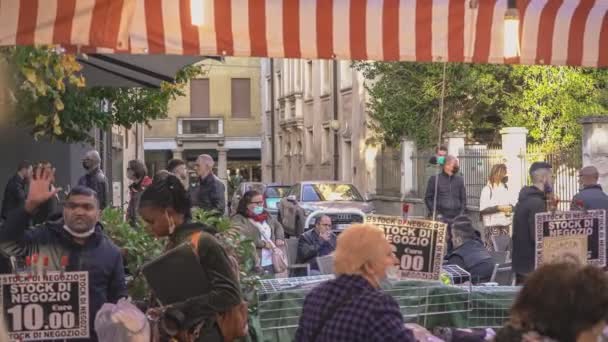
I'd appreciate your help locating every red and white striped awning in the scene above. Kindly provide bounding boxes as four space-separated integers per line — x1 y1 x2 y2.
1 0 607 67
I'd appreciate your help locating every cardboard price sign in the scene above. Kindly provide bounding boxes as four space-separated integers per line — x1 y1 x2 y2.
366 215 447 280
535 210 607 268
0 271 89 341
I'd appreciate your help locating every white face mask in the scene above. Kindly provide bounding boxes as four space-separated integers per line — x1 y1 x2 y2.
63 225 95 239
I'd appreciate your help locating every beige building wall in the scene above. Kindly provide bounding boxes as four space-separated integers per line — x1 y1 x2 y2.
145 57 262 181
261 59 378 196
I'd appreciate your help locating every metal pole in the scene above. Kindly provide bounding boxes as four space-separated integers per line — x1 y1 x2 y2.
333 60 339 181
432 62 448 222
270 59 276 182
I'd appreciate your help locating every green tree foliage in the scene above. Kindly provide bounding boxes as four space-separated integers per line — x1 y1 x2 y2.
355 62 608 152
1 46 204 143
503 66 607 151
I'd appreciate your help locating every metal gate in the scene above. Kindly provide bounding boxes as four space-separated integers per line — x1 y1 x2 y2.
458 147 506 209
376 146 402 197
523 144 582 211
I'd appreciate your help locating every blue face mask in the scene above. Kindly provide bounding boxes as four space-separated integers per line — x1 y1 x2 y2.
252 206 264 215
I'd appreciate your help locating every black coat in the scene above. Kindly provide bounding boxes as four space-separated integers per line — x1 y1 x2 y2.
571 184 608 211
190 174 226 215
445 239 494 284
512 186 547 275
0 207 127 341
297 229 337 270
425 172 467 218
78 168 109 209
1 174 27 220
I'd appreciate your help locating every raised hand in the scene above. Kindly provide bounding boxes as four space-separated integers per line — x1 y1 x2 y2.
25 166 61 214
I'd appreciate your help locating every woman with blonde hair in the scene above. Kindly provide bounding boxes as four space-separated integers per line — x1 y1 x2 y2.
295 224 416 342
479 163 516 250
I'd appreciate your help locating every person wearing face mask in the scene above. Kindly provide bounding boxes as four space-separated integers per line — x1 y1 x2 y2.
425 155 467 252
295 224 417 342
0 168 127 341
78 150 109 209
231 190 285 276
512 162 553 284
479 163 517 251
191 154 226 216
138 175 245 342
126 160 152 227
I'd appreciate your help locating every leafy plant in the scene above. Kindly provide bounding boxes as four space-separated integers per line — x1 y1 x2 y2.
1 46 206 143
191 209 259 291
101 208 164 299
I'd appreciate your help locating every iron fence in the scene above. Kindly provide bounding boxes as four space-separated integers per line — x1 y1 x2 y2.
411 150 436 199
523 144 582 211
458 147 506 209
376 147 402 197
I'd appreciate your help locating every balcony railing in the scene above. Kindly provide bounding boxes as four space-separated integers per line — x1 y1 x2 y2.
177 117 224 137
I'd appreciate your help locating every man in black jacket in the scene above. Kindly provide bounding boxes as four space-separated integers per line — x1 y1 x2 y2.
571 166 608 211
512 162 552 284
1 160 32 220
78 150 108 209
425 156 467 218
0 168 127 341
425 156 466 251
297 215 337 274
191 154 226 215
445 216 494 284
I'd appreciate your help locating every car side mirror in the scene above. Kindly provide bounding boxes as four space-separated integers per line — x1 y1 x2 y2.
286 195 297 203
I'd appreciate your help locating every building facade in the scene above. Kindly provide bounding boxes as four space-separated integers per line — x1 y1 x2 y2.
261 59 380 196
144 57 262 182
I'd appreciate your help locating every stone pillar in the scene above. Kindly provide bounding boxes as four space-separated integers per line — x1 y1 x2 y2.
500 127 528 192
172 148 183 160
580 116 608 192
217 148 228 180
445 132 466 158
401 138 416 197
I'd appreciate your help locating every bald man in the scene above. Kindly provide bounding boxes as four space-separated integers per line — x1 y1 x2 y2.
78 150 108 209
571 166 608 211
191 154 226 215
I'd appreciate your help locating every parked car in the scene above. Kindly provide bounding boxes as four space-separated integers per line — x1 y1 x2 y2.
230 182 266 215
263 184 291 218
278 181 375 236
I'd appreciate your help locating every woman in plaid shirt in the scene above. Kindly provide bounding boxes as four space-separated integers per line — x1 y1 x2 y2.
295 224 417 342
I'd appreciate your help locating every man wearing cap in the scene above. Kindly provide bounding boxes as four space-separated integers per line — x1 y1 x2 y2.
512 161 553 284
571 166 608 211
445 215 494 284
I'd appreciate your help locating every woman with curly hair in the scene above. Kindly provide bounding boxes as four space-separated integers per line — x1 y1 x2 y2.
495 262 608 342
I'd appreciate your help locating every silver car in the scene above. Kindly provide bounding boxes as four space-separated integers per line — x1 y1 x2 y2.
278 181 375 236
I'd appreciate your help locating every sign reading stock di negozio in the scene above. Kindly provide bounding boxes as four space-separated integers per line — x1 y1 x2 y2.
1 271 89 341
366 215 447 280
535 210 606 268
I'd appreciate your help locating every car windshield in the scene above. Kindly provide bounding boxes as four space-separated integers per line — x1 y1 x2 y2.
265 186 290 198
301 184 363 202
